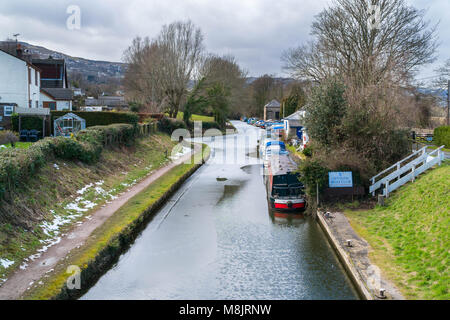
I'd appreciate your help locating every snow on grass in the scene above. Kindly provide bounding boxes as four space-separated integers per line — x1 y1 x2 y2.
77 183 94 195
17 163 158 272
170 145 192 161
0 258 14 269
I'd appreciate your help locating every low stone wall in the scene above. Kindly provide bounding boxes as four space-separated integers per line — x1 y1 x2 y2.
316 210 404 300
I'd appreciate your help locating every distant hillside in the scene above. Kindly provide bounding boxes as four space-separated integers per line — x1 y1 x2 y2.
245 77 296 86
1 41 125 84
417 87 448 107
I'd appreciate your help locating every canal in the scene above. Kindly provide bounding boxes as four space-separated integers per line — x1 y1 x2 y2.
82 121 358 300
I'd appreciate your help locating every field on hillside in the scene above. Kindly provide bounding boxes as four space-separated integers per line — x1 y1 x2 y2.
346 162 449 300
0 134 177 283
175 112 215 122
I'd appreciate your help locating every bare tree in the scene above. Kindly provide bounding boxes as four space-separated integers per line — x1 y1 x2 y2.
282 0 438 86
434 59 450 89
123 37 165 112
123 21 204 116
250 75 285 117
156 21 204 118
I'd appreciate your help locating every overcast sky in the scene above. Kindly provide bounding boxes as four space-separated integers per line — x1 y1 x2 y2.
0 0 448 81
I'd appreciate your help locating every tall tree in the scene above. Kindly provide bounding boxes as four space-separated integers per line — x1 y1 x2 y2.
281 84 307 117
157 21 205 118
434 59 450 89
251 75 275 117
282 0 438 86
200 54 248 118
123 21 204 117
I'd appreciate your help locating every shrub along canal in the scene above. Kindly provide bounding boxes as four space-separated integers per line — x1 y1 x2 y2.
82 121 358 300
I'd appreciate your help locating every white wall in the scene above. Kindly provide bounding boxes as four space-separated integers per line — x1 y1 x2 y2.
40 92 72 111
0 51 28 108
29 67 40 108
56 100 72 111
0 51 40 109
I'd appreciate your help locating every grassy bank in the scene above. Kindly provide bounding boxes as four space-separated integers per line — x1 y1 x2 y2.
0 142 32 150
286 145 306 161
24 145 210 300
0 133 177 284
345 162 449 300
175 112 215 122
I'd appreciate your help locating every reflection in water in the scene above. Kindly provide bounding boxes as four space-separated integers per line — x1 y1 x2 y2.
82 121 358 300
217 184 244 205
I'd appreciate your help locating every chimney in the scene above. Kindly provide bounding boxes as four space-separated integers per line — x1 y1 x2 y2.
16 43 23 58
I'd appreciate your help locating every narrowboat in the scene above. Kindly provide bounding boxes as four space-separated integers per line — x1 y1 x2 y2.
264 153 306 214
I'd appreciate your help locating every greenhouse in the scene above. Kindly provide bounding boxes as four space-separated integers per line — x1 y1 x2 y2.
53 113 86 137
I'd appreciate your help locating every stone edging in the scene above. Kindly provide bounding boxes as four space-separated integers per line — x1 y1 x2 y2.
316 211 374 300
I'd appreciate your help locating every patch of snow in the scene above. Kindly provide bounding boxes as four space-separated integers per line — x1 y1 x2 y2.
65 203 89 213
77 183 93 195
82 200 96 209
0 258 14 269
29 253 41 261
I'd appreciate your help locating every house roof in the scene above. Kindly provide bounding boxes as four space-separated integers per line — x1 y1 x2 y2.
41 88 73 101
54 112 85 122
0 48 41 71
264 99 281 108
284 110 306 121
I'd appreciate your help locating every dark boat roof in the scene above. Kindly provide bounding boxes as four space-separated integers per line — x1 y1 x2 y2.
269 153 298 175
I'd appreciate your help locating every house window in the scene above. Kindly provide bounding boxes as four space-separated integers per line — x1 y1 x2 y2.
29 100 32 108
36 101 39 108
4 106 13 117
28 68 31 85
35 70 38 86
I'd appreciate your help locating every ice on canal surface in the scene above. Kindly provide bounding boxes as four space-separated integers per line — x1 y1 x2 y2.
82 121 358 300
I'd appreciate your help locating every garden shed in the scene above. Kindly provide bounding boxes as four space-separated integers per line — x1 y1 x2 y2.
54 113 86 137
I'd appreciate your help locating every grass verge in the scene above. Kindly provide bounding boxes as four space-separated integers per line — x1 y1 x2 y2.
0 142 33 150
175 112 215 122
23 145 210 300
345 162 449 300
0 133 176 283
286 144 306 161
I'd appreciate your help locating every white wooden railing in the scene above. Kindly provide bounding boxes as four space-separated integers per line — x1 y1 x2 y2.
370 146 445 198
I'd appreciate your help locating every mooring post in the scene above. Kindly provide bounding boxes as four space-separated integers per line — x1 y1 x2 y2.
378 195 385 206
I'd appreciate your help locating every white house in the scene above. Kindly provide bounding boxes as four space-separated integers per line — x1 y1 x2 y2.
40 88 73 111
0 48 41 109
283 110 306 139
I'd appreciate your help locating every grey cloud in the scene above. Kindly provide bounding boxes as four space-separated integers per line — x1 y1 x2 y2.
0 0 448 78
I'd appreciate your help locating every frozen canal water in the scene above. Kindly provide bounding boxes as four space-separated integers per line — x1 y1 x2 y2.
82 121 358 300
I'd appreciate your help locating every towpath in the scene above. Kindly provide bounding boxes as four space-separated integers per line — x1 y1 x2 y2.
0 151 194 300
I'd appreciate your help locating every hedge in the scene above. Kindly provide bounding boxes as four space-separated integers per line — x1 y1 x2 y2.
434 126 450 148
11 112 139 137
158 117 187 134
0 123 137 200
50 111 139 128
11 115 45 132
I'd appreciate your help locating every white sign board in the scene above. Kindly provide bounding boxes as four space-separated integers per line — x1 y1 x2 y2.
329 172 353 188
